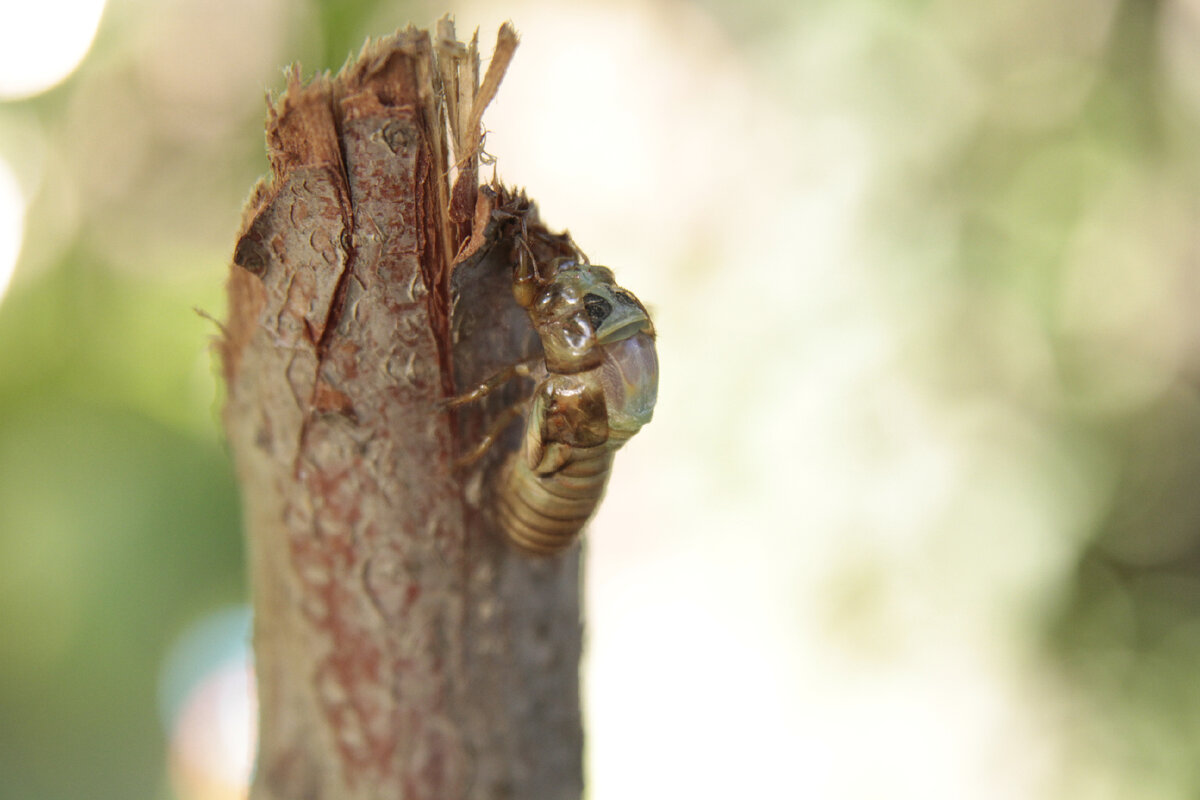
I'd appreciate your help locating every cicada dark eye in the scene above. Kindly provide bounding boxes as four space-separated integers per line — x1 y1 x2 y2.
583 293 612 329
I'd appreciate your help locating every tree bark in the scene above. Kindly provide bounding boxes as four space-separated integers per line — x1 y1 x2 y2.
221 22 583 800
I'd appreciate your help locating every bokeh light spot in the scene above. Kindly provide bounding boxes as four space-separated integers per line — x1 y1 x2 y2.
161 608 256 800
0 0 107 99
169 659 256 800
0 156 25 305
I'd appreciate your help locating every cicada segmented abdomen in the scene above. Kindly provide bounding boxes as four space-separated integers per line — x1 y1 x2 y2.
497 444 613 555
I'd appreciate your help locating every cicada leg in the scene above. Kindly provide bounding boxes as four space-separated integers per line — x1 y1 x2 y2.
452 401 525 469
437 357 540 410
512 235 540 310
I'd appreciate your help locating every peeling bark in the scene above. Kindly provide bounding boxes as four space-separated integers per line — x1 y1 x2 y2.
221 23 583 800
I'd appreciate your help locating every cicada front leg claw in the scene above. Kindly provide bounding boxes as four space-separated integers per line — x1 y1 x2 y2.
512 236 541 310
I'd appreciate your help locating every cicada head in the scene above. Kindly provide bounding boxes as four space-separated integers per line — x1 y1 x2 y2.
529 261 655 374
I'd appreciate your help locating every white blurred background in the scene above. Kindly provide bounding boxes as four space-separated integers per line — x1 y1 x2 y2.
2 0 1199 798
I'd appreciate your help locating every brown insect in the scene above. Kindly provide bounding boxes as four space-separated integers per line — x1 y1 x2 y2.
446 248 658 555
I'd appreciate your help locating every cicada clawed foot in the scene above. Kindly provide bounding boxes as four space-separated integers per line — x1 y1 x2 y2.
512 236 540 310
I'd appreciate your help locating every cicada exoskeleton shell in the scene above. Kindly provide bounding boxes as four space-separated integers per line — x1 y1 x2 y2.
494 258 658 555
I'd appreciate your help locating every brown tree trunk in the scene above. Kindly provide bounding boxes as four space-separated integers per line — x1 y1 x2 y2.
220 22 583 800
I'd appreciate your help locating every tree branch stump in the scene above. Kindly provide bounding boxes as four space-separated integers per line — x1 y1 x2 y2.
221 22 583 800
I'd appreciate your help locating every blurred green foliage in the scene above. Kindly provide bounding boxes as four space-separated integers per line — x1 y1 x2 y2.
0 260 246 799
0 148 245 800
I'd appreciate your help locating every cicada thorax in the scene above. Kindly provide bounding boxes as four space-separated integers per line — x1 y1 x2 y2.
493 259 659 556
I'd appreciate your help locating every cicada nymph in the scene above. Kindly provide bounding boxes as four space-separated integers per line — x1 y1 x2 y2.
448 250 658 555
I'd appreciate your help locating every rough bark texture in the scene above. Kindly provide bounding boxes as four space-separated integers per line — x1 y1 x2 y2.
221 23 583 800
